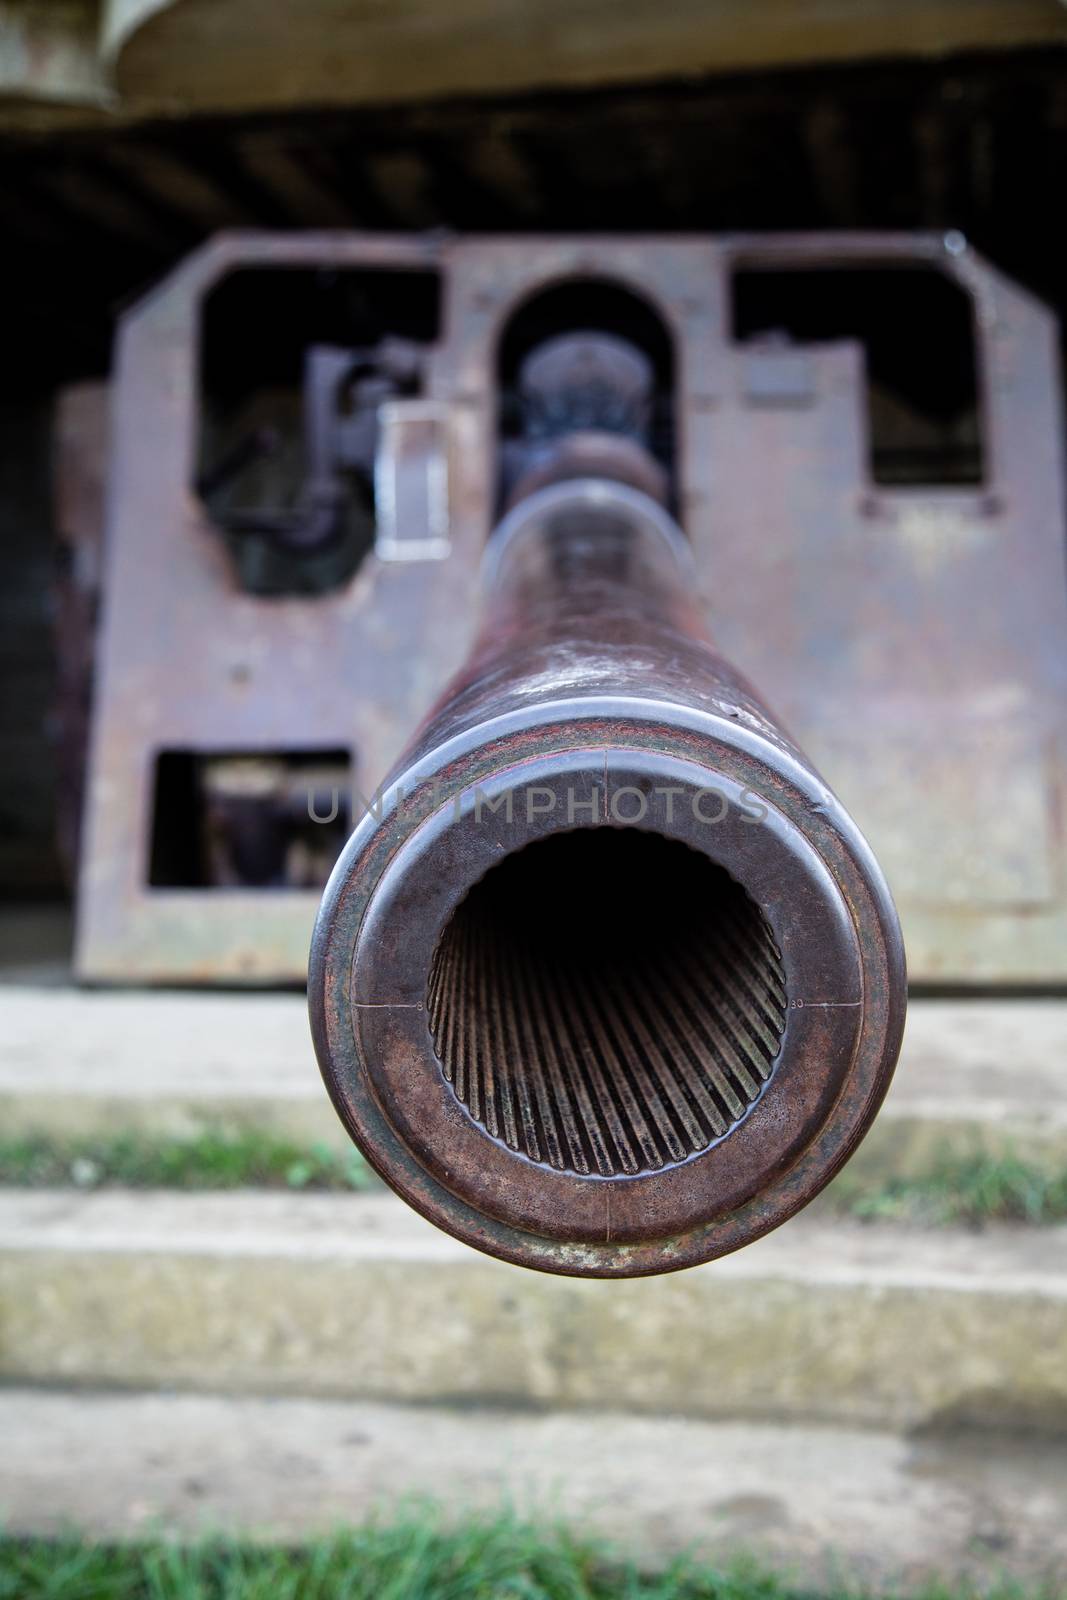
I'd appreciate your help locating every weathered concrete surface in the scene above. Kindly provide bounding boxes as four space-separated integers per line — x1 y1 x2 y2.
0 984 338 1147
1 1389 1065 1589
849 997 1067 1178
1 1190 1065 1432
3 991 1067 1174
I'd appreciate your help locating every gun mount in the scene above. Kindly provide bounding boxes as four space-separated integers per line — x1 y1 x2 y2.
67 229 1067 1264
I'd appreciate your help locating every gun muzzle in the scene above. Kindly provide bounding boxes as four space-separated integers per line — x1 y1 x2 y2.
309 471 905 1276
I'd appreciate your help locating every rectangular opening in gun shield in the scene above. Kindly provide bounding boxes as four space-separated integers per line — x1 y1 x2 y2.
148 749 352 890
731 264 984 486
196 266 442 595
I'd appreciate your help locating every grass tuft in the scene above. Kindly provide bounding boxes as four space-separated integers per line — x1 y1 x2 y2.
0 1131 375 1194
829 1151 1067 1227
0 1513 1059 1600
2 1132 1066 1229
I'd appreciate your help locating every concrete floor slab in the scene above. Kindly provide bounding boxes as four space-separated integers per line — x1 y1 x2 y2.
1 1389 1064 1589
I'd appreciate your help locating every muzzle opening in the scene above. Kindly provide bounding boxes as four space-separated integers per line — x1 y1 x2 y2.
427 828 787 1178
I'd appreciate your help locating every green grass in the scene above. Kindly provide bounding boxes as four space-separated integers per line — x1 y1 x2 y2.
0 1131 375 1194
1 1131 1066 1227
828 1151 1067 1227
0 1514 1056 1600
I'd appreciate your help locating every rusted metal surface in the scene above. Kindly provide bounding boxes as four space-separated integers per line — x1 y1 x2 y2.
76 231 1067 981
308 451 906 1275
52 383 109 882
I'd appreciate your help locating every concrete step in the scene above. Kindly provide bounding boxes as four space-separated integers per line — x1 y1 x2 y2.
4 990 1067 1177
2 1188 1065 1433
0 985 338 1148
2 1388 1065 1588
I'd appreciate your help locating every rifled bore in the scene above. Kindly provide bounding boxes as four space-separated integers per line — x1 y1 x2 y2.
428 830 787 1177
